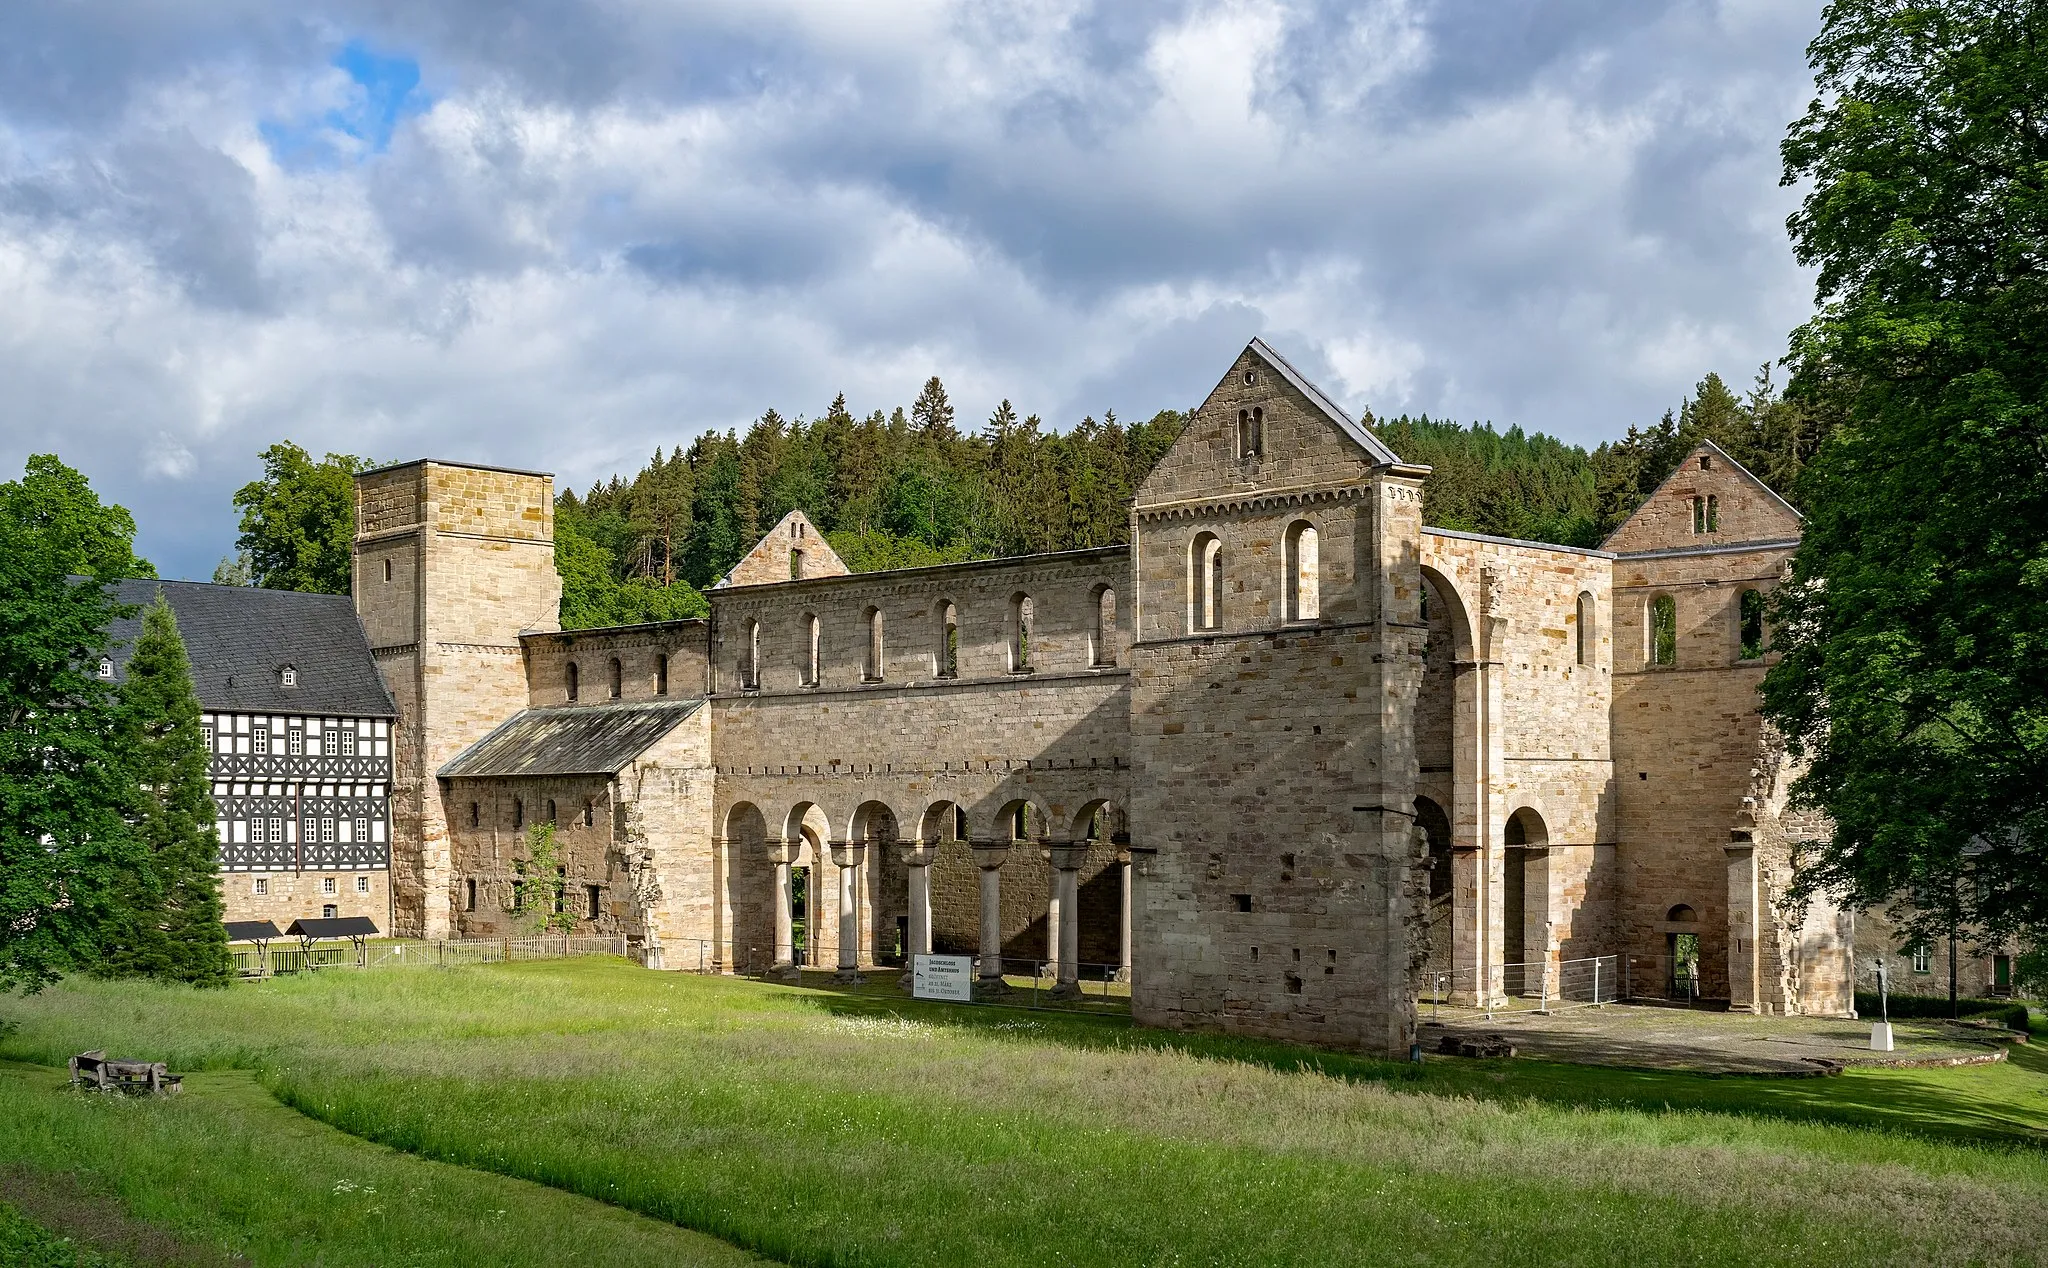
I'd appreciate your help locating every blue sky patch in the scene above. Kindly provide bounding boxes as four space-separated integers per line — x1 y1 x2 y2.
261 40 424 167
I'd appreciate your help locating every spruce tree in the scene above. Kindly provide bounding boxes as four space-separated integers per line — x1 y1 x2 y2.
111 596 230 986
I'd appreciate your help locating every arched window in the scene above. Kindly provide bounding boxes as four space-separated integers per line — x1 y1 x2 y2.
468 802 480 828
1007 594 1033 672
1189 533 1223 631
1649 595 1677 667
801 613 820 686
1575 591 1595 666
1236 407 1265 459
1739 588 1766 661
1090 586 1116 666
566 661 579 702
655 653 669 696
607 657 623 699
1705 494 1720 533
583 800 595 828
513 798 524 831
546 799 557 824
1691 496 1706 535
863 607 884 681
936 601 958 678
740 620 760 690
790 548 805 580
1284 521 1319 622
383 559 392 583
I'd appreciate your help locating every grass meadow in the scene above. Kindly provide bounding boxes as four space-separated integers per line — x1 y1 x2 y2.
2 958 2045 1266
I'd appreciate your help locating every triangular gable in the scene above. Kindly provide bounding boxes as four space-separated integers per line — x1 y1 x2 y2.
1135 340 1404 507
1601 439 1802 554
716 510 849 588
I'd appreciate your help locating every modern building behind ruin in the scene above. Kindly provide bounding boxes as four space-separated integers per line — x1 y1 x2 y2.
343 340 1854 1056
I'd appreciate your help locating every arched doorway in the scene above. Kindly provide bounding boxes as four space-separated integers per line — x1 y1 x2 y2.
782 803 833 969
1414 796 1453 978
1503 807 1549 995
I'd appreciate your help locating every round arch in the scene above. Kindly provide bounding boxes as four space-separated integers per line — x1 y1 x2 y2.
919 800 968 844
847 800 902 844
990 796 1051 843
1069 798 1128 845
1418 565 1476 663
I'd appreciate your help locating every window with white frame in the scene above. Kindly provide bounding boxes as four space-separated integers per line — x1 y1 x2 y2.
321 817 335 843
355 875 369 894
340 728 356 757
253 727 270 755
98 658 114 679
288 727 303 756
253 877 269 896
321 876 336 896
354 816 368 842
281 665 297 687
267 817 283 843
1912 943 1932 974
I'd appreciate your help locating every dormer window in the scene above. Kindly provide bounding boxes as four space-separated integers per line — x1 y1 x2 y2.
97 658 113 679
280 665 298 688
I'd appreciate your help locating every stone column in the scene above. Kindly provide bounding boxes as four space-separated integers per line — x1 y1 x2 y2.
766 841 800 980
971 842 1010 993
1047 843 1087 998
1117 849 1133 983
898 842 938 989
830 842 865 983
1727 835 1760 1014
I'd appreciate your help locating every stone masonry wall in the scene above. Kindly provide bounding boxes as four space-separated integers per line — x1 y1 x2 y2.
524 621 711 707
222 868 390 929
723 510 849 588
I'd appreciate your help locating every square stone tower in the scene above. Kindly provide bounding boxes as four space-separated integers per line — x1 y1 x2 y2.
1128 340 1430 1057
353 460 561 939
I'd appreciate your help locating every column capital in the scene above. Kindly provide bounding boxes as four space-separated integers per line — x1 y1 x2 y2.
764 841 800 865
970 842 1011 870
1046 843 1090 871
900 843 940 868
829 841 867 869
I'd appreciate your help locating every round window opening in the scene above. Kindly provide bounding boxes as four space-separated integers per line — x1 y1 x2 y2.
1242 368 1257 385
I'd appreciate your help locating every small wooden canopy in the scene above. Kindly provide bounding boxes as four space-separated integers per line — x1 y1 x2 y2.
285 916 379 940
224 919 283 944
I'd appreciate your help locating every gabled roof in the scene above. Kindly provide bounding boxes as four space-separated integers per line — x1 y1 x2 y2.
1247 338 1402 466
1600 438 1802 554
439 699 705 779
102 579 396 718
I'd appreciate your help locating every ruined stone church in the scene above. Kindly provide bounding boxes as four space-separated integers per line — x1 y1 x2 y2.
336 339 1851 1057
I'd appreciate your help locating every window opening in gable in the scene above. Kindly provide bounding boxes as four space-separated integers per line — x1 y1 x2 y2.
1706 494 1720 533
1691 496 1706 535
790 548 804 580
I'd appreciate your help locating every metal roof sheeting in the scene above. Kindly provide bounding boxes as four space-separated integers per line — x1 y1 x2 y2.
438 699 705 779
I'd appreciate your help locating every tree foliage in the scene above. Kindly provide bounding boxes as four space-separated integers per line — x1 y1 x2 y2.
1762 1 2048 944
233 443 374 595
1 454 155 581
100 597 230 986
0 465 150 992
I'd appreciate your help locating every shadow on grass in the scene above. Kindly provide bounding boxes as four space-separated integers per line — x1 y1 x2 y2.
789 981 2048 1150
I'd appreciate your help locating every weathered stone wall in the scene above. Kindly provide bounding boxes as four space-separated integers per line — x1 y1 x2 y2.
444 773 621 938
355 460 561 939
222 869 390 929
707 547 1133 972
1129 343 1425 1057
523 622 711 707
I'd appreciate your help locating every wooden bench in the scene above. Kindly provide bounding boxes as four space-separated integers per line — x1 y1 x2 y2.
68 1050 183 1095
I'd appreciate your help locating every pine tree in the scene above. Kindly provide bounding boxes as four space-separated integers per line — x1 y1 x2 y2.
911 376 957 442
107 597 229 986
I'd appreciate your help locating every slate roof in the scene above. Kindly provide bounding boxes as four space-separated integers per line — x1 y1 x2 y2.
1248 337 1403 466
439 699 705 779
285 916 380 939
102 579 396 718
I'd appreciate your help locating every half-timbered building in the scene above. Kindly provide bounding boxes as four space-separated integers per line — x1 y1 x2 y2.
105 580 397 928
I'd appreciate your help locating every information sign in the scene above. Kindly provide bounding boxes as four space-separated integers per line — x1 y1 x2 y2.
912 954 974 1002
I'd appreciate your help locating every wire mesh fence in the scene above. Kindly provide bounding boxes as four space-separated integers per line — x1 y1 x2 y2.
1418 954 1620 1018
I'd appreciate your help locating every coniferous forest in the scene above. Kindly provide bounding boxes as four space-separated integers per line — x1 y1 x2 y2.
550 365 1824 630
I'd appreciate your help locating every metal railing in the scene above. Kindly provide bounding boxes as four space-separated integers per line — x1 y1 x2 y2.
1419 955 1620 1018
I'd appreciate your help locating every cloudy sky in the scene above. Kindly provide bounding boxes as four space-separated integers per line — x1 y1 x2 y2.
2 0 1824 580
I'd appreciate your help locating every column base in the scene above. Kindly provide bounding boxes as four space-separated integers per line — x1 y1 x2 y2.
766 962 802 982
1048 980 1083 1000
973 976 1011 999
833 967 866 985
